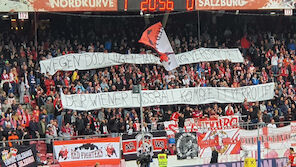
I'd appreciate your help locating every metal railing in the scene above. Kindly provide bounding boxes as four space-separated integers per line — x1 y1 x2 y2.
0 120 294 166
0 120 292 145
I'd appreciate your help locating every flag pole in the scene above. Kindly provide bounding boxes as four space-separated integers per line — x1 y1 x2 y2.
34 12 38 55
257 126 261 167
139 84 145 153
197 10 201 43
162 12 170 28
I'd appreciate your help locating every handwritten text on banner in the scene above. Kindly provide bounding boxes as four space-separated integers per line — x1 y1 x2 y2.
40 48 243 75
61 83 274 111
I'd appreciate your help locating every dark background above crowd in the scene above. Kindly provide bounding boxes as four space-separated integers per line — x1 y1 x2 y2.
0 12 296 163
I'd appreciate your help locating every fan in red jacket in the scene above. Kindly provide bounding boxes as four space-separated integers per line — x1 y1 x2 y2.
289 148 296 167
44 75 55 92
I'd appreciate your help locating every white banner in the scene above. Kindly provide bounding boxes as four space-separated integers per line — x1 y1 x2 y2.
53 137 120 166
61 83 274 111
291 121 296 147
40 48 243 75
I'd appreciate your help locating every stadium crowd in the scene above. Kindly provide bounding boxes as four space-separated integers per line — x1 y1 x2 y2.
0 16 295 159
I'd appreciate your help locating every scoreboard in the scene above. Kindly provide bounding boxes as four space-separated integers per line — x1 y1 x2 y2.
3 0 292 12
118 0 196 12
116 0 294 12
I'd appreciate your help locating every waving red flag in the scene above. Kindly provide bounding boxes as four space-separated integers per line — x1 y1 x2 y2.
139 22 179 71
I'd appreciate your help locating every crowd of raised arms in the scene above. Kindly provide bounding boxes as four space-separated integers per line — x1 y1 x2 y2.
0 14 295 164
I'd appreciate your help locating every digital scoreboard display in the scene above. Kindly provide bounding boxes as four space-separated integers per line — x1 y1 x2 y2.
118 0 196 12
117 0 291 12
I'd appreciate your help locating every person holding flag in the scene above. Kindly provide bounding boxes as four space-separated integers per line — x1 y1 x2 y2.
139 22 179 71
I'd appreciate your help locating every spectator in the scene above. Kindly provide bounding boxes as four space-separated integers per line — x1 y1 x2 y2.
262 110 271 123
178 113 185 133
271 54 279 75
267 119 277 128
1 16 296 161
38 116 47 138
22 128 30 145
54 100 63 129
225 104 234 116
8 130 19 147
75 114 85 135
45 125 56 153
60 122 73 140
32 106 40 122
273 110 280 125
29 116 39 139
1 69 10 95
84 124 94 136
44 98 54 123
100 119 109 135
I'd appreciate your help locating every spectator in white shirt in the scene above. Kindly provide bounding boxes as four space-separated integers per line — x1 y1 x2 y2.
267 119 277 128
271 54 279 75
260 101 267 113
165 71 175 83
182 75 190 86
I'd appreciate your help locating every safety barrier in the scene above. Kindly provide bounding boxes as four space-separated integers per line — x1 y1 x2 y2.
0 120 294 166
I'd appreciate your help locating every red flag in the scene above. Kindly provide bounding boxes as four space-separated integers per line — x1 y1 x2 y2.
139 22 179 71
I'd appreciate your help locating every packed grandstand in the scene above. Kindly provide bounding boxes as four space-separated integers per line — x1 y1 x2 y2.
0 10 295 167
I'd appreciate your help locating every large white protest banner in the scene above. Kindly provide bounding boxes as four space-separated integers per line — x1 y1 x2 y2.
175 48 243 65
40 53 160 75
40 48 243 75
61 83 274 111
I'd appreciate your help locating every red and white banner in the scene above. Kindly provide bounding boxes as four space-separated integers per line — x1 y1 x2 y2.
139 22 179 71
240 126 291 159
122 132 167 160
53 137 120 167
1 0 117 12
197 128 241 157
164 116 239 136
122 138 167 154
291 121 296 147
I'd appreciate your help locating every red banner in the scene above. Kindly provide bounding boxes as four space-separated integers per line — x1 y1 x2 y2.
197 129 241 157
122 138 167 154
164 116 239 136
2 0 118 12
196 0 296 10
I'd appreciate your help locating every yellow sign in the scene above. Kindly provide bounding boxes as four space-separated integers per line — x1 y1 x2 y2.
244 157 257 167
